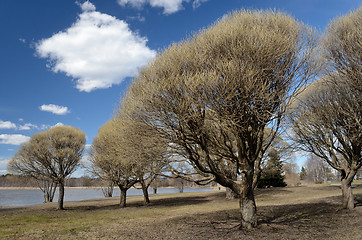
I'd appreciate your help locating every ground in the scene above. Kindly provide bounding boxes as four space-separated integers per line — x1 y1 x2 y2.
0 184 361 239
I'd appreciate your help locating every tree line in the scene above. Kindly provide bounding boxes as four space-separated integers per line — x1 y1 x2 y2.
7 7 361 230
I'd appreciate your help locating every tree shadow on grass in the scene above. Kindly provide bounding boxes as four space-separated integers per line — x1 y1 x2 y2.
63 192 225 212
148 192 362 240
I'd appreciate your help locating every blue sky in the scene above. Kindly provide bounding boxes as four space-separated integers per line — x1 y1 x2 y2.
0 0 361 176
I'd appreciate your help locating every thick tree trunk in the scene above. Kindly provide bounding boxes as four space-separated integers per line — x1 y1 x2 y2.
120 187 127 208
239 173 257 229
57 180 65 210
341 178 354 209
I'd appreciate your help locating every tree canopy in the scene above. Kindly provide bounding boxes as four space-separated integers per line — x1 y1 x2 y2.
290 6 361 209
8 126 86 210
123 9 319 228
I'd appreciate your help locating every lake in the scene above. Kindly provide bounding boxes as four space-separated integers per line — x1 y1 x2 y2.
0 187 214 207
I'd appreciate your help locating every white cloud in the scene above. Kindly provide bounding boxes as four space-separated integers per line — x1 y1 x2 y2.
36 2 156 92
118 0 147 9
39 104 70 115
192 0 208 9
18 123 38 130
0 119 63 132
52 122 65 128
0 134 30 145
0 120 17 129
149 0 185 14
0 158 8 175
127 13 146 22
0 159 9 168
118 0 207 14
78 1 96 12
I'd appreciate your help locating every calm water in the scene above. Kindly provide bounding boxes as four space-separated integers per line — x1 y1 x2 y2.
0 187 213 207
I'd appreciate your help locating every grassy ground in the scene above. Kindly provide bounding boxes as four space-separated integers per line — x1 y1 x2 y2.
0 184 361 240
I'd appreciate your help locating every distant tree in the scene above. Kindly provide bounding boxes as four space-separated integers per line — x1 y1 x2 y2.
290 7 361 209
356 169 362 180
8 126 86 210
257 148 287 188
299 167 307 180
304 155 333 184
124 119 168 204
37 176 57 203
101 180 114 198
119 97 169 204
89 119 138 208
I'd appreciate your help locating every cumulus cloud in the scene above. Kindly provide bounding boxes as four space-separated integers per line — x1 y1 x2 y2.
18 123 38 130
39 104 70 115
36 1 156 92
52 122 65 128
0 120 17 130
78 0 96 12
118 0 208 14
0 134 30 145
0 119 62 132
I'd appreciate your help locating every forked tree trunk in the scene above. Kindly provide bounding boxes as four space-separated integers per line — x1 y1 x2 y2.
57 180 65 210
341 173 355 209
46 181 57 203
239 173 257 229
120 187 127 208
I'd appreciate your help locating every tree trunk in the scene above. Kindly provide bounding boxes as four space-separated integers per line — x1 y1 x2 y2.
46 181 57 203
226 187 238 199
341 177 354 209
141 184 150 205
239 173 257 229
102 182 114 197
179 181 184 193
57 180 65 210
153 187 157 194
120 187 127 208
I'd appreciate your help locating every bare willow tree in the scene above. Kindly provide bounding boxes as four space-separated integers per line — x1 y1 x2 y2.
9 142 57 203
290 7 361 210
125 10 318 229
117 114 168 205
291 77 361 209
8 126 86 210
89 114 167 206
89 118 138 208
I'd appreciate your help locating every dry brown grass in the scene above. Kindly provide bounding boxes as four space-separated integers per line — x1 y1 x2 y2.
1 185 361 239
